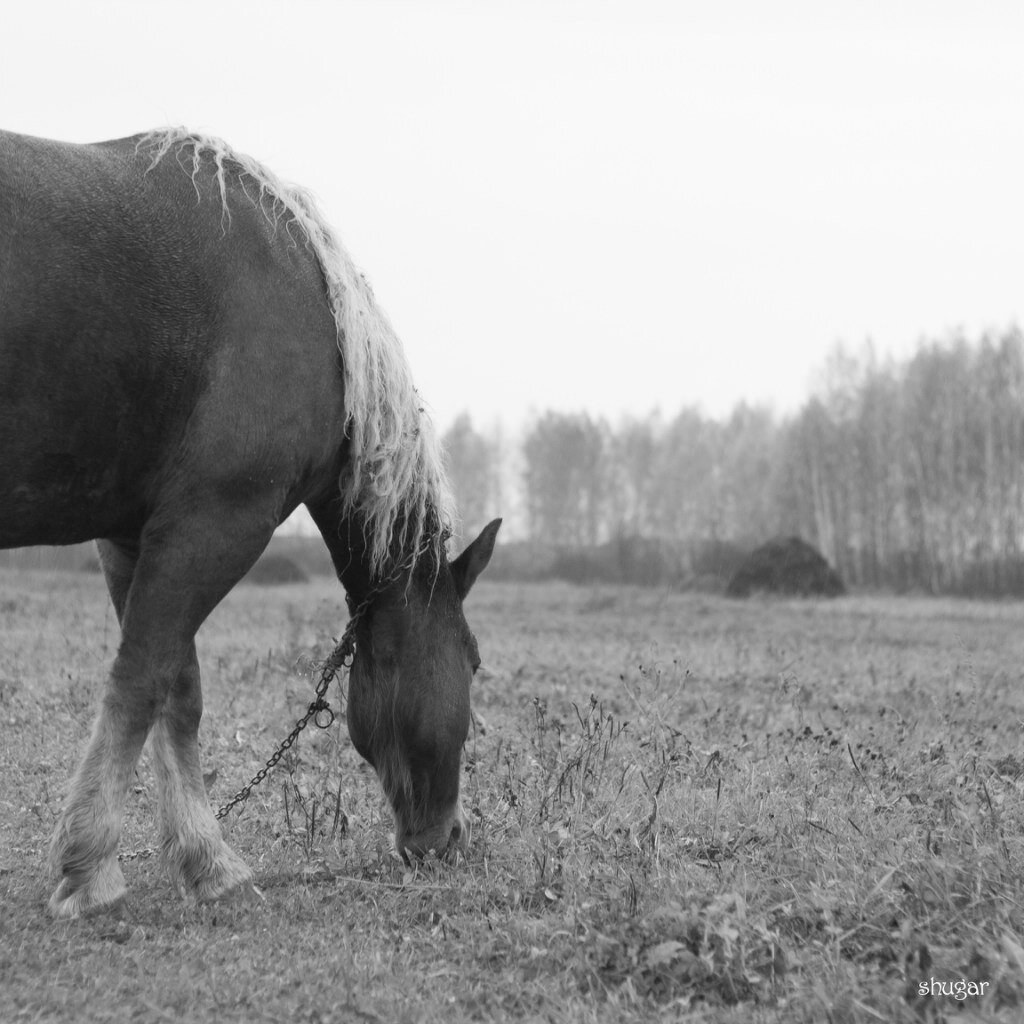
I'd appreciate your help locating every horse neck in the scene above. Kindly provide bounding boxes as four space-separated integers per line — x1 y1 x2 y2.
307 498 423 607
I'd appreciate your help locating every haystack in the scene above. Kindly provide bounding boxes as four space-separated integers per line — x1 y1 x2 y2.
727 536 845 597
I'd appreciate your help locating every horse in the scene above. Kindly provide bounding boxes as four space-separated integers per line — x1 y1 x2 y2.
0 127 501 918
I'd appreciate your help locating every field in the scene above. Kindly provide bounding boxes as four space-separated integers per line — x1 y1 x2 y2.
3 570 1024 1023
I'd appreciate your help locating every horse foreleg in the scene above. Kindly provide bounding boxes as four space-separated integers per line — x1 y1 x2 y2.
151 649 251 901
48 649 155 917
49 506 275 917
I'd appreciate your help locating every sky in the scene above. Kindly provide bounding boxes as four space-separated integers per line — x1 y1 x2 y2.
4 0 1023 431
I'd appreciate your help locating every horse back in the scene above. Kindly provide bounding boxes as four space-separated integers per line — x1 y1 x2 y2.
0 131 344 548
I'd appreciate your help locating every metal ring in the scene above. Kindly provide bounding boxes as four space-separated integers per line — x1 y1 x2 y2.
314 706 335 729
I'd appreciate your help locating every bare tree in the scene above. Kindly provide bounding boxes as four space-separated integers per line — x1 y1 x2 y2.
442 413 500 545
522 412 608 546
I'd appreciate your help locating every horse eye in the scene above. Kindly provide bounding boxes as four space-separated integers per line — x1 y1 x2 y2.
468 634 481 674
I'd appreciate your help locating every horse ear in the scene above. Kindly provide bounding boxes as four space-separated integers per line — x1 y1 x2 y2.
451 518 501 599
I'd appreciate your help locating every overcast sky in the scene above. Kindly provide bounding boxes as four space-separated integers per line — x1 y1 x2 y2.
5 1 1023 431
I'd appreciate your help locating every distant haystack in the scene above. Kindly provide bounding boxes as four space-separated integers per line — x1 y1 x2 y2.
727 536 845 598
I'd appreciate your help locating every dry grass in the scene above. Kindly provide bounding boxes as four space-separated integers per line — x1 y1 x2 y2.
2 572 1024 1022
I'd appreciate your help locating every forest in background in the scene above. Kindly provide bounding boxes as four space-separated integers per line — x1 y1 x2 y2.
444 328 1024 596
4 329 1023 597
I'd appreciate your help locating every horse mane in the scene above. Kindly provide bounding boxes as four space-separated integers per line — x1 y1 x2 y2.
138 128 455 577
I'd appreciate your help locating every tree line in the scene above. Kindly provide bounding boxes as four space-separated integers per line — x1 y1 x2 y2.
443 328 1024 595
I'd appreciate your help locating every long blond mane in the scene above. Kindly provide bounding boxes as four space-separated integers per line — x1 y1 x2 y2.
139 129 454 576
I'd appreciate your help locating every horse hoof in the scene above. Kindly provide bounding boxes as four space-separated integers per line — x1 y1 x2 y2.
48 859 127 919
189 850 254 904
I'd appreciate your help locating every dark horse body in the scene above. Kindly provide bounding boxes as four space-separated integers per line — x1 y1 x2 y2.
0 129 499 917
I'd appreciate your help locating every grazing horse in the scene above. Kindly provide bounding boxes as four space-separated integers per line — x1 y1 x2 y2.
0 128 500 918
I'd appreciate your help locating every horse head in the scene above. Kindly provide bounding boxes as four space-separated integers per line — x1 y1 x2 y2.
346 518 501 860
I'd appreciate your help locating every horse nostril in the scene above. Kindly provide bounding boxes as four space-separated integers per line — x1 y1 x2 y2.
449 819 463 843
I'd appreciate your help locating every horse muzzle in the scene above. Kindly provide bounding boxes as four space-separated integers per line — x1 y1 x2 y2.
396 803 471 863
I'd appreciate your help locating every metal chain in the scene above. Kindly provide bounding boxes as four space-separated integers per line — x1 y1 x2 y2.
212 614 359 820
212 542 434 821
211 541 434 819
